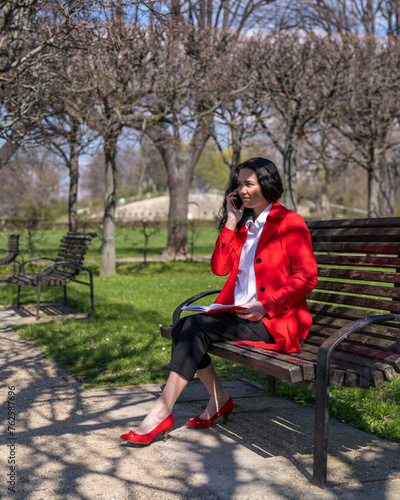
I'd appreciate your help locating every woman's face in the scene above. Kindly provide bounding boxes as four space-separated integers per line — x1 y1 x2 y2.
237 168 269 217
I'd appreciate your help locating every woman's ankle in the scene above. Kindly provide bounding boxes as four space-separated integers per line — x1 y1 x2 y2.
215 390 230 408
199 392 230 418
136 405 171 434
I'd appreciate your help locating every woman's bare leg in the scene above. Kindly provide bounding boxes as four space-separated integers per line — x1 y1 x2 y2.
195 362 230 420
135 371 188 434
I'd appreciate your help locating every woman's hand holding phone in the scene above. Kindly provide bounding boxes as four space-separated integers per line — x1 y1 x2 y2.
225 190 244 230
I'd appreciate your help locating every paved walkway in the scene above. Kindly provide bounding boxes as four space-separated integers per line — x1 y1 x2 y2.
0 304 399 500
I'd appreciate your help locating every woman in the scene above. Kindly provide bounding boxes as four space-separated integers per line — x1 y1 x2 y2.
120 157 318 444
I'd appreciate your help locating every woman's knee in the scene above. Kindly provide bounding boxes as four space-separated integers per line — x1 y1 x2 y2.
171 315 198 344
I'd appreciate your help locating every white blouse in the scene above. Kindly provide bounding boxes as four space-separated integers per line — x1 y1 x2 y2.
234 203 272 305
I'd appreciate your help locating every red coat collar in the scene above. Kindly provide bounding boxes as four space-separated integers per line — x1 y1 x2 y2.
268 202 291 220
236 202 291 256
237 202 289 235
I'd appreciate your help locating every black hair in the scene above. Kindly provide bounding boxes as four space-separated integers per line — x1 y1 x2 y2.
219 157 284 230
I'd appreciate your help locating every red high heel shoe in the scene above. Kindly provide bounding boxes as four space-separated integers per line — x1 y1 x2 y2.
187 396 233 428
120 413 174 444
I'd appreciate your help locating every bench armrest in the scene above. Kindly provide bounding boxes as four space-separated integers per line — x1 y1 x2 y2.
18 256 56 272
172 289 221 324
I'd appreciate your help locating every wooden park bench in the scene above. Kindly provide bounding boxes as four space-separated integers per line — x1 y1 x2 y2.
160 216 400 488
8 232 97 320
0 234 23 273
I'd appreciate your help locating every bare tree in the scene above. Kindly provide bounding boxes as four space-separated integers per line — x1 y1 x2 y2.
79 5 151 276
81 151 105 203
300 124 335 219
0 147 62 220
33 113 98 231
330 35 400 217
246 32 351 210
212 39 260 174
119 22 227 259
125 0 277 258
136 135 167 195
0 0 95 162
283 0 387 34
381 0 400 36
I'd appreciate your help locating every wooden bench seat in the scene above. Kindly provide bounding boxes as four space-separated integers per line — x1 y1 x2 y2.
160 216 400 488
8 232 97 320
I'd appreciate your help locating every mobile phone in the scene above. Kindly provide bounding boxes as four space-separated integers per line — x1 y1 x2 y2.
232 196 243 211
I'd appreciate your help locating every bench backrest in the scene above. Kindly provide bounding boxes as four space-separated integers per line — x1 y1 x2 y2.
54 232 97 275
306 217 400 387
0 234 20 264
8 234 20 254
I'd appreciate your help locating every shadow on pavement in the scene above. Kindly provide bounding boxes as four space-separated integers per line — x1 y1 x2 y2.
0 305 399 500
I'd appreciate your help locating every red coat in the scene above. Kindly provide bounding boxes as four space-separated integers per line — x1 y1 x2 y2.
211 202 318 353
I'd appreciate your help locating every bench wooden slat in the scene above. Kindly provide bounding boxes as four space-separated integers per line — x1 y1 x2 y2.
300 350 387 387
58 244 89 252
310 321 400 347
57 253 85 261
309 227 400 242
314 280 400 298
224 342 315 380
308 291 400 313
294 368 384 389
312 229 400 241
297 345 395 383
315 254 400 268
308 302 400 324
317 267 400 283
307 217 400 229
309 327 399 354
312 241 400 254
208 342 304 383
304 334 400 371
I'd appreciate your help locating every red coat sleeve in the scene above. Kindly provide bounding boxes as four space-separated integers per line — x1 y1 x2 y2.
210 226 241 276
258 211 318 320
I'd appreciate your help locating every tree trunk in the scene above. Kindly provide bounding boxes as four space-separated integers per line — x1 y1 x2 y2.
68 122 80 232
100 131 119 276
379 158 398 216
367 146 380 218
137 158 147 196
367 166 380 217
142 119 213 259
282 139 298 211
230 125 242 174
162 166 192 259
315 163 332 219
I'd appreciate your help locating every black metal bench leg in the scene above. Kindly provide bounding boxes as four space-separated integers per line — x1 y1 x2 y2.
17 285 21 309
312 347 331 488
64 285 67 305
267 376 276 395
36 281 42 321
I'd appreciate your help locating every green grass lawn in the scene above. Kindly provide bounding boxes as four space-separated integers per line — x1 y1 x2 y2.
0 260 399 443
0 262 227 387
0 224 220 261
